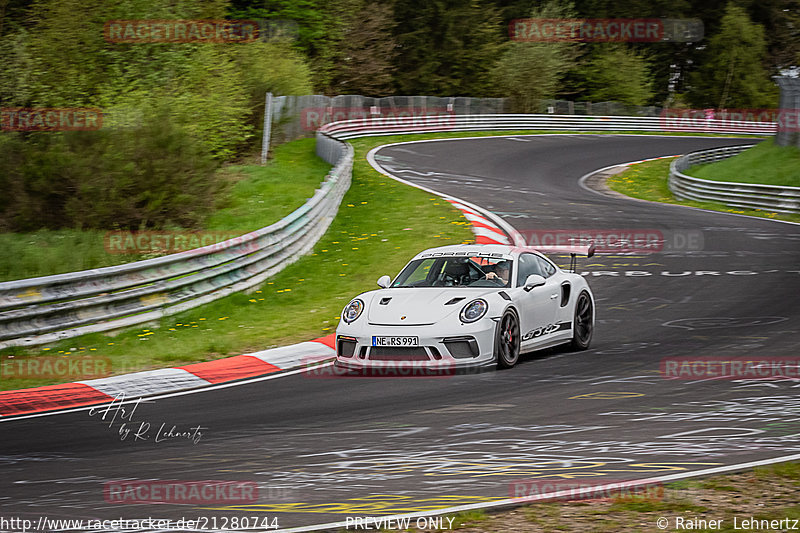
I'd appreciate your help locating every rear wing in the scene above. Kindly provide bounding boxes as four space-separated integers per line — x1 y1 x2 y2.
532 244 595 258
530 243 595 273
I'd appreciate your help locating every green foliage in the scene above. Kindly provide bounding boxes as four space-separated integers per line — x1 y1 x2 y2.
0 110 221 232
324 0 397 96
688 3 779 108
1 0 313 160
0 139 328 281
578 45 654 106
393 0 505 96
227 0 341 90
491 1 579 112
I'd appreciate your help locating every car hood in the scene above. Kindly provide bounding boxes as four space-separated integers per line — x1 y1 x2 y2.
365 288 496 325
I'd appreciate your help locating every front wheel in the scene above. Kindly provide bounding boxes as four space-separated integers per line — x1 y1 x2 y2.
570 291 593 350
495 310 521 369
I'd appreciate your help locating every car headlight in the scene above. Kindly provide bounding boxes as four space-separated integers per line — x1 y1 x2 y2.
460 299 487 323
342 299 365 324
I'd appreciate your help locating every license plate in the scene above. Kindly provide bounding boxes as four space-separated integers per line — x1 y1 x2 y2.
372 336 419 347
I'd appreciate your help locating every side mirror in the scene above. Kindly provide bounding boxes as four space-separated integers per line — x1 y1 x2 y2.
523 274 546 292
377 275 391 288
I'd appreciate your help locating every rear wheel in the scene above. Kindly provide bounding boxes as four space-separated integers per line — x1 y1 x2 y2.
495 310 520 368
570 291 593 350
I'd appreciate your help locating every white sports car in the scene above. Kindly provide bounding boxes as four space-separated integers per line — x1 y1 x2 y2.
335 243 595 371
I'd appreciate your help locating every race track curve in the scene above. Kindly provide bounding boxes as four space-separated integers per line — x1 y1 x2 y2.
2 134 798 531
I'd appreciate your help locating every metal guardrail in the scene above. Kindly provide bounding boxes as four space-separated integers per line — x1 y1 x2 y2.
0 138 353 348
669 145 800 214
318 113 776 140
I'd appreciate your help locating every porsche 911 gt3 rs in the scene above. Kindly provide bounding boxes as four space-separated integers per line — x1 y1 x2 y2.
335 244 595 370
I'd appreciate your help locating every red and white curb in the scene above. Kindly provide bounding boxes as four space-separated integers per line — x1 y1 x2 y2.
445 199 510 245
0 336 335 418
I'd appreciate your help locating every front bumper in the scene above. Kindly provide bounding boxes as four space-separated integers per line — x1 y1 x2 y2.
335 319 498 369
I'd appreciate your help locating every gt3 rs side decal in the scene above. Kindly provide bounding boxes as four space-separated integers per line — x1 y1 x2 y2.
522 321 571 341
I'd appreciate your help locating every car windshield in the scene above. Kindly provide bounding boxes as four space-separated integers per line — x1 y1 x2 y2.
391 256 512 288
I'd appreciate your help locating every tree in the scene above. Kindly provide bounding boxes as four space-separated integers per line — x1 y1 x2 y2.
687 3 778 108
578 45 654 106
490 0 580 112
325 0 397 96
393 0 504 96
227 0 344 91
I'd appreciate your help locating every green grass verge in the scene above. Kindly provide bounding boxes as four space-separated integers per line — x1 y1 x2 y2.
607 157 800 224
0 139 331 282
0 136 474 391
419 461 800 533
690 138 800 187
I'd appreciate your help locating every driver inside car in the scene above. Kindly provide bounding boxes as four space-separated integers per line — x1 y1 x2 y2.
485 261 510 285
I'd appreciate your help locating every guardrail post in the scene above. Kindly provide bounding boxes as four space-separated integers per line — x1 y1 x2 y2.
775 77 800 148
261 92 273 164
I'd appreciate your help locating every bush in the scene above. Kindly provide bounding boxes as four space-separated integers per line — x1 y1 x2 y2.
0 112 222 231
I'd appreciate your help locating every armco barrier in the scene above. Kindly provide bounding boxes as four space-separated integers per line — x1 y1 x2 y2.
669 145 800 214
317 113 775 140
0 139 353 348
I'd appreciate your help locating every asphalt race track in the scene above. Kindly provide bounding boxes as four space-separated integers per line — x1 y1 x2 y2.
2 134 799 531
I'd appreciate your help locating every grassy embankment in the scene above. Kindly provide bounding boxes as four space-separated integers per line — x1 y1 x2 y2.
608 139 800 224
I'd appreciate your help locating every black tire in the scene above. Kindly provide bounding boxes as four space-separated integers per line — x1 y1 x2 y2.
570 291 593 350
495 310 521 369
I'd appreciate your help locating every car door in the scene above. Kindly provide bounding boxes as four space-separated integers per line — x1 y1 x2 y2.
515 253 561 345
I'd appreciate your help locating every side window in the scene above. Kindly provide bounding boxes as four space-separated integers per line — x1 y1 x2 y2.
516 253 543 286
536 256 557 278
